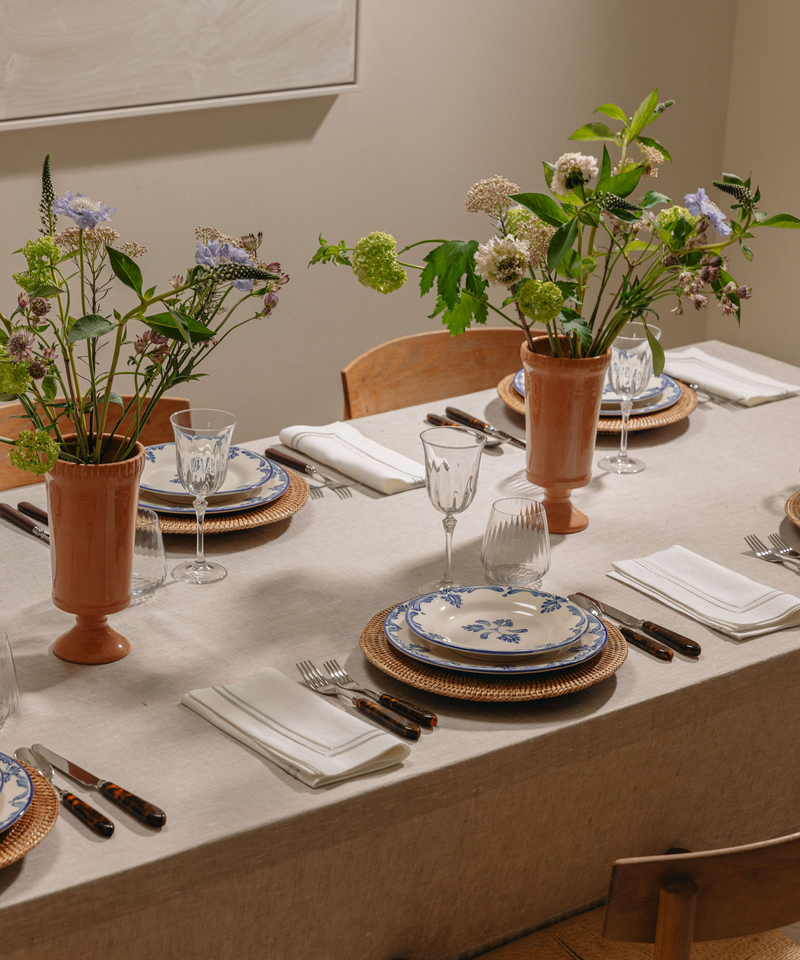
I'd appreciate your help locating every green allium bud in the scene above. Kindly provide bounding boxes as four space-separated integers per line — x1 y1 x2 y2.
517 280 564 324
351 232 407 295
8 429 58 475
712 180 755 209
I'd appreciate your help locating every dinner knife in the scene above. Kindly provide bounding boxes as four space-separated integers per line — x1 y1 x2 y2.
264 447 317 476
444 407 526 449
17 501 49 525
0 503 49 542
32 744 167 828
426 414 503 448
584 596 701 657
570 593 673 662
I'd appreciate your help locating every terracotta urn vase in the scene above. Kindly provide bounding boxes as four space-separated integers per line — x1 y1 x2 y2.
521 336 610 534
46 436 146 664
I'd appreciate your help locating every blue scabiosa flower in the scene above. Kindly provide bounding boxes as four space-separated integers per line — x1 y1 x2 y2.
195 241 254 291
684 188 732 238
52 192 117 230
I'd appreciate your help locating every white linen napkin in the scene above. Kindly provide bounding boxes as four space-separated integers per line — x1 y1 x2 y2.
183 667 410 788
663 346 800 406
278 421 425 494
607 545 800 639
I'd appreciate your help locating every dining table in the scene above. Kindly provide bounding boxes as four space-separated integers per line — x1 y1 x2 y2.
1 338 800 960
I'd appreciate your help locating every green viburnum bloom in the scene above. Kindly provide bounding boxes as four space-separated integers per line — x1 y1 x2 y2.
0 351 32 395
656 206 701 231
8 429 58 475
351 232 407 294
12 236 61 294
517 280 564 324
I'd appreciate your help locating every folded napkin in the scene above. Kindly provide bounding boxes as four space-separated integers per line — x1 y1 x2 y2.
608 545 800 639
663 346 800 406
183 667 410 788
278 421 425 494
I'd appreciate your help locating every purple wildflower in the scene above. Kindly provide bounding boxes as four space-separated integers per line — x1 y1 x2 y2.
7 330 35 361
684 188 732 238
52 191 117 230
195 241 254 292
262 291 279 316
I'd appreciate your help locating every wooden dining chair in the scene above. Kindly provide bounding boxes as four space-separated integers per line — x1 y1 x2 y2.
0 394 190 491
478 830 800 959
341 327 525 419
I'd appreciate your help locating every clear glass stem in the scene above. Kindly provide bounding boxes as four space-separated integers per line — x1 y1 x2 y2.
194 496 207 566
442 514 457 584
618 398 633 461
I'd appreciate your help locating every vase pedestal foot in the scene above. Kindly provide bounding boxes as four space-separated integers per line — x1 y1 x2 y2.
541 487 589 534
53 616 131 665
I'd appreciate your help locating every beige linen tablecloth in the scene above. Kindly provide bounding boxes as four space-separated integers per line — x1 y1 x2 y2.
1 340 800 960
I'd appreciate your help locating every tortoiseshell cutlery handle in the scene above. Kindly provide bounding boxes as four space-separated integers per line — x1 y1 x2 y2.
264 447 314 475
17 502 48 525
426 414 460 428
639 622 701 657
99 782 167 828
620 625 673 661
61 792 115 837
445 407 491 432
378 694 437 727
354 698 421 741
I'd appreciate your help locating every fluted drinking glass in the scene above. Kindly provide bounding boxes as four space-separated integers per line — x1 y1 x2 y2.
131 508 167 603
598 322 661 474
420 426 485 594
481 498 550 587
170 408 237 584
0 630 19 729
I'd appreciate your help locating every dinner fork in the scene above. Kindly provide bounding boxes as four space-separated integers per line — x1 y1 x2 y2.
768 534 800 560
744 534 800 570
265 448 354 499
295 660 420 740
323 659 437 726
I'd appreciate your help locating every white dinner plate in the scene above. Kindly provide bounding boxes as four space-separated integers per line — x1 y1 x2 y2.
598 375 682 418
141 444 275 503
139 460 290 515
0 753 33 833
514 368 668 405
385 600 607 674
404 587 592 661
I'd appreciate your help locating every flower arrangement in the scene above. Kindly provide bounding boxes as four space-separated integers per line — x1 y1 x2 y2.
1 156 288 472
311 88 799 372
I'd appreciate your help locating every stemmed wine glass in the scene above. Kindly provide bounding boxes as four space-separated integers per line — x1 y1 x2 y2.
419 426 485 593
598 322 661 474
170 408 237 584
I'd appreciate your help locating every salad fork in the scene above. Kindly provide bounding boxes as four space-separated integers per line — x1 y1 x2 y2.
295 660 420 740
744 534 800 570
265 448 354 499
768 534 800 560
322 659 437 726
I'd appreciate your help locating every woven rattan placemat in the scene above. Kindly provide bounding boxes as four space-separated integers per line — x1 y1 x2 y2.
157 471 309 535
0 762 59 869
785 491 800 529
359 607 627 702
496 374 698 434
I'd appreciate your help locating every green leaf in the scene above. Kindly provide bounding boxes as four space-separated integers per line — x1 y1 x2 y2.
623 240 654 252
143 311 215 344
599 146 612 186
642 318 665 376
602 166 644 199
759 213 800 229
420 240 484 310
595 103 628 124
106 246 143 296
547 219 579 273
569 122 617 142
308 235 352 267
167 307 192 346
722 172 745 186
143 286 157 300
554 280 579 301
740 240 754 261
640 190 671 209
430 291 487 336
637 135 672 163
66 313 116 343
542 161 555 192
510 192 567 228
42 375 57 402
560 312 593 350
29 283 65 298
629 88 659 138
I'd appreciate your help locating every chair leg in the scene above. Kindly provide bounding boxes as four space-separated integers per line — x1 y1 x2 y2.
653 881 698 960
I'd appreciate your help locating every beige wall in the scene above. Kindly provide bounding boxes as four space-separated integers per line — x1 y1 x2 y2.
705 0 800 360
0 0 738 440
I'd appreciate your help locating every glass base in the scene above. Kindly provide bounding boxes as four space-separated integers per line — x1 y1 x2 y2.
172 560 228 584
598 455 646 475
418 578 460 595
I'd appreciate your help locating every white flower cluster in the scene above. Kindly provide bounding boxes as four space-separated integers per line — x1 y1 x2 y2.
465 176 520 216
550 152 599 195
474 235 529 286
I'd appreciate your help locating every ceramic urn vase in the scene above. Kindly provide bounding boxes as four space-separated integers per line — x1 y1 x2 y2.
520 336 610 534
46 436 146 664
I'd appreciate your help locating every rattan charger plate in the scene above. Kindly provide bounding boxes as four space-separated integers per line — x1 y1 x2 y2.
359 607 627 702
157 471 309 535
496 374 698 433
784 491 800 529
0 762 59 869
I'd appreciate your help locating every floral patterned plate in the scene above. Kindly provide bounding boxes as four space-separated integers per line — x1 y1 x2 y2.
0 752 33 833
386 600 607 674
514 367 670 406
404 587 593 661
141 444 278 504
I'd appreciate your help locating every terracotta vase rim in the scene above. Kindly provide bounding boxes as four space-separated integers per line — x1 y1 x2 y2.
521 335 610 367
50 434 145 472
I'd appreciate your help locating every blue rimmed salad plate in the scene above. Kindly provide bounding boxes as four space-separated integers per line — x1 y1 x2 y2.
141 444 277 504
0 752 33 833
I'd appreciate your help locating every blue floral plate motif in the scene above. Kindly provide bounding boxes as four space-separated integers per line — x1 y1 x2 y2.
0 752 33 833
405 587 593 661
514 368 677 410
597 375 682 417
385 601 607 675
141 444 277 501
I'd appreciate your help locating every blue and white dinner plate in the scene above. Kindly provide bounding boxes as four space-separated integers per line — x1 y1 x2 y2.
141 445 276 503
513 368 672 406
385 600 607 675
0 753 33 833
598 375 682 418
139 459 291 515
404 587 593 661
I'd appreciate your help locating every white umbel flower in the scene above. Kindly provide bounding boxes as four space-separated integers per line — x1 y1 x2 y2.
550 152 599 195
474 235 529 286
